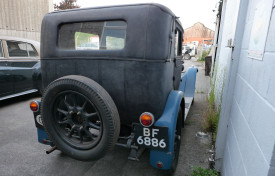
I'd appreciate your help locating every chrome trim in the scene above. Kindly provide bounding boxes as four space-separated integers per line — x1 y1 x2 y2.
0 89 38 101
4 59 39 62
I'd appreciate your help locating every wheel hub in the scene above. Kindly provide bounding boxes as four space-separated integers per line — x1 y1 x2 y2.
71 111 85 125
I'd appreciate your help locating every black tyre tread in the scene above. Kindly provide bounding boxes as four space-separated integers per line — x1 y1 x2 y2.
181 98 185 128
184 53 191 60
168 107 182 174
41 75 120 160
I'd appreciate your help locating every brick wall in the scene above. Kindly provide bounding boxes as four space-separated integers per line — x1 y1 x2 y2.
183 22 214 44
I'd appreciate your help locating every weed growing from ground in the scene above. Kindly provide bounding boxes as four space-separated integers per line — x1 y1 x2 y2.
202 88 220 143
190 167 218 176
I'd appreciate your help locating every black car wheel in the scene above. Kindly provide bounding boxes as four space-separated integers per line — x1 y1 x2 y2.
184 53 191 60
169 107 182 173
41 75 120 161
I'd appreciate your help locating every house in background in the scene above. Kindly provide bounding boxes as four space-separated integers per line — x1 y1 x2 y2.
211 0 275 175
0 0 53 41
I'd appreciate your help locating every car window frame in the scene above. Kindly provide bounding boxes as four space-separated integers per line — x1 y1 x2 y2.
6 40 39 59
175 28 183 57
26 43 39 58
58 20 127 51
0 40 4 58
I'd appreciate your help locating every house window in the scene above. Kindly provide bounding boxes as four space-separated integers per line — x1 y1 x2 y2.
58 21 127 50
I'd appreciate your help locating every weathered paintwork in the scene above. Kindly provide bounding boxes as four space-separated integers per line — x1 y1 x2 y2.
150 90 183 169
40 4 184 125
33 3 198 171
150 67 197 170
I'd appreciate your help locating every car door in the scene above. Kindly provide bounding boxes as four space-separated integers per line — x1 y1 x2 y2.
0 40 13 97
6 40 39 93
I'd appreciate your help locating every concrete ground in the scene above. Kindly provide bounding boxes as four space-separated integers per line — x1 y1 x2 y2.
177 58 211 175
0 58 210 176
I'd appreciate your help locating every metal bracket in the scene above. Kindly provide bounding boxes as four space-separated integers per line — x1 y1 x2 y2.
225 38 235 48
115 131 146 161
128 146 145 161
116 133 135 148
225 45 235 48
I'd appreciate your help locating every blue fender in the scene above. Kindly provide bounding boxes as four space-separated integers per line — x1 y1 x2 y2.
150 90 183 170
179 66 198 97
37 128 51 145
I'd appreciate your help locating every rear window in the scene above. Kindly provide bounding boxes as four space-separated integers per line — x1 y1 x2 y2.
58 21 127 50
7 41 38 57
175 29 182 56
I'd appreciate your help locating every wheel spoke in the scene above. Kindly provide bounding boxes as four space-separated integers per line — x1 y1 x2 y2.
67 125 76 137
78 128 84 143
81 101 87 110
57 108 68 116
58 119 70 125
85 112 97 119
87 122 100 130
84 129 94 140
64 96 72 110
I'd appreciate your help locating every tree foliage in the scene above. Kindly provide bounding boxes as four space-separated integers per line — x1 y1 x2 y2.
54 0 80 10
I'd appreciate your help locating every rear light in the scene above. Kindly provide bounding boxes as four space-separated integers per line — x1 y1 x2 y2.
139 112 154 127
157 162 163 168
30 101 40 112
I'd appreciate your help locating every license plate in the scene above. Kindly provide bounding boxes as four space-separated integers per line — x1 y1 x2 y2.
135 125 168 151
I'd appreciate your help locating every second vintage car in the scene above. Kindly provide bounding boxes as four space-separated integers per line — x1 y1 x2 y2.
0 36 41 100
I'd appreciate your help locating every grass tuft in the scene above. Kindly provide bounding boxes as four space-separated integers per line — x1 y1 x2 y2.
190 167 218 176
201 88 220 143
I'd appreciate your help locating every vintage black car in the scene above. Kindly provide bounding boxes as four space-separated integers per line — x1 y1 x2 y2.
30 3 198 172
0 37 41 100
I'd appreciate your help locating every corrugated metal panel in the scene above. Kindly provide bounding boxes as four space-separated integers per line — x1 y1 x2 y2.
0 0 53 42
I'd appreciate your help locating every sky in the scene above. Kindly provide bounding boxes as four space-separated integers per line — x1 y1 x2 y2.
54 0 218 30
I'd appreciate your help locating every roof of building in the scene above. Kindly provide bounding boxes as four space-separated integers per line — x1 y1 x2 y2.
184 22 214 32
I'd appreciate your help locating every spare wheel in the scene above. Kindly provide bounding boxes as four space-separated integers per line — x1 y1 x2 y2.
41 75 120 161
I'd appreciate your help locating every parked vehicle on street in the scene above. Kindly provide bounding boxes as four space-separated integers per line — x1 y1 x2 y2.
0 36 41 100
30 3 197 172
182 45 197 57
183 49 192 60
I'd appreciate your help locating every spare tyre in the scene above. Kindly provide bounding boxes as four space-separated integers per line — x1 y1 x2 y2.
41 75 120 161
